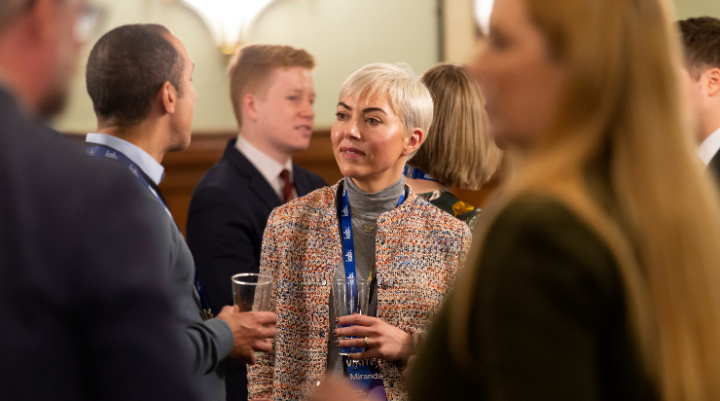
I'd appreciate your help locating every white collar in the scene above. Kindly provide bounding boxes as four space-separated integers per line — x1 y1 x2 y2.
86 133 165 185
235 134 293 184
698 127 720 166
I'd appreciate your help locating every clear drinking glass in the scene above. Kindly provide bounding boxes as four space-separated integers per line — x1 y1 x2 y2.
333 275 369 355
232 273 273 357
232 273 273 312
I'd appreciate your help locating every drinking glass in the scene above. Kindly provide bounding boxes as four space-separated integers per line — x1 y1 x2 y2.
333 275 369 355
232 273 273 357
232 273 273 312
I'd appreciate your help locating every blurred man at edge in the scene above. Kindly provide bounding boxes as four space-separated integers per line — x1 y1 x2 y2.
0 1 197 400
679 17 720 183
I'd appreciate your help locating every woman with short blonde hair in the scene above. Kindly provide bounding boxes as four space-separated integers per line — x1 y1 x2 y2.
249 63 470 401
405 63 502 229
410 0 720 400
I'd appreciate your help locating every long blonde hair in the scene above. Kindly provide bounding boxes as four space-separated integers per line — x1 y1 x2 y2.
409 63 503 189
450 0 720 400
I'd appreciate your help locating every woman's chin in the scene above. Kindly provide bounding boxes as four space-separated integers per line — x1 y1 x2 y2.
341 172 365 181
337 165 366 179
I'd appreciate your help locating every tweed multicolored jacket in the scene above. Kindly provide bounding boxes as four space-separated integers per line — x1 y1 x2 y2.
247 182 472 401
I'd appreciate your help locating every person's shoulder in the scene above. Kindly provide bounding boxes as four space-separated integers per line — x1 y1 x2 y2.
398 193 472 241
293 163 326 187
486 193 618 286
194 153 247 194
190 152 254 213
13 124 147 207
7 126 170 261
493 193 591 235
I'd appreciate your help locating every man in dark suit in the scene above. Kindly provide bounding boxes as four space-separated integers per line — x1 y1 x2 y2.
83 25 277 401
187 44 326 400
678 17 720 180
0 2 196 400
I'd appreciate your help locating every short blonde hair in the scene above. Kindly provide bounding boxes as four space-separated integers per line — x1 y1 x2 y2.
339 63 433 156
410 63 502 190
228 44 315 128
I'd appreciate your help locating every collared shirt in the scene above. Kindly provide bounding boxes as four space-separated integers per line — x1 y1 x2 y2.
86 133 165 185
697 126 720 166
235 134 296 202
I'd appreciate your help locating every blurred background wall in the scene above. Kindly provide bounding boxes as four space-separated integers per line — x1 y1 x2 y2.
55 0 720 133
57 0 720 234
55 0 440 133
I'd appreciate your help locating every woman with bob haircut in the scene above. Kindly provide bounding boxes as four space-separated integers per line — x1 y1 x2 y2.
405 63 503 229
409 0 720 400
248 63 471 401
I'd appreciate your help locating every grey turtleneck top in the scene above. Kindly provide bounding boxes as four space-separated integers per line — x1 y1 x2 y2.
326 176 407 374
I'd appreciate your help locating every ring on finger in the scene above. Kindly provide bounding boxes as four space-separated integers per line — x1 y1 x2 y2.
364 336 370 348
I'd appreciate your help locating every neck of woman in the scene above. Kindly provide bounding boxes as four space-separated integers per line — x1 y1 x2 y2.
350 169 405 194
345 175 406 219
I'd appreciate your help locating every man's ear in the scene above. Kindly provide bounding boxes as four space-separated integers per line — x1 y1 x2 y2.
707 68 720 98
158 81 176 115
402 127 424 157
242 92 259 122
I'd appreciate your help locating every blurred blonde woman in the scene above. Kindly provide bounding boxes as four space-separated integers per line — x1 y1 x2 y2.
409 0 720 400
405 63 502 230
249 63 471 401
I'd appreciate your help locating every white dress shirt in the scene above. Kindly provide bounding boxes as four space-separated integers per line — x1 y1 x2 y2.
86 133 165 185
235 135 296 202
697 126 720 166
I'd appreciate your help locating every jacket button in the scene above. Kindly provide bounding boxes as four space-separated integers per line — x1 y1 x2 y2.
322 279 327 286
320 331 325 338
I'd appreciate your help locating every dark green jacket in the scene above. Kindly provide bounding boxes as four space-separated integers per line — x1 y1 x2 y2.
409 195 657 401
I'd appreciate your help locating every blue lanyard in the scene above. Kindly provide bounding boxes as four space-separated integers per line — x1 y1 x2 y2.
338 182 406 315
403 165 438 182
87 145 171 218
86 144 214 318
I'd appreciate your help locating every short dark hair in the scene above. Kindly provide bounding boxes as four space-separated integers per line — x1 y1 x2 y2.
86 24 184 126
678 17 720 77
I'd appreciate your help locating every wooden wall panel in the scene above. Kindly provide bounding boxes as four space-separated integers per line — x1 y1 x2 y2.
66 131 500 236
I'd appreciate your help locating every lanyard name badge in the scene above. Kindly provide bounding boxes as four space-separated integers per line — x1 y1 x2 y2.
87 144 214 321
338 182 406 401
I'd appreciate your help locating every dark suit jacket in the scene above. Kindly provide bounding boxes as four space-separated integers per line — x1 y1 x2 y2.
0 88 196 400
708 150 720 190
187 138 326 401
409 195 657 401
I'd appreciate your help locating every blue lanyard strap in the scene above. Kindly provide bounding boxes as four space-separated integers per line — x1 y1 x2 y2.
86 144 214 318
87 145 171 218
403 166 438 182
338 181 406 316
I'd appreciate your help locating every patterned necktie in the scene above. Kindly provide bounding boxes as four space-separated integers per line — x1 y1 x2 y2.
280 169 293 203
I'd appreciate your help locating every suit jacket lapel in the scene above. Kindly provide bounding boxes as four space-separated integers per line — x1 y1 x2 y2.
709 150 720 177
224 138 283 209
